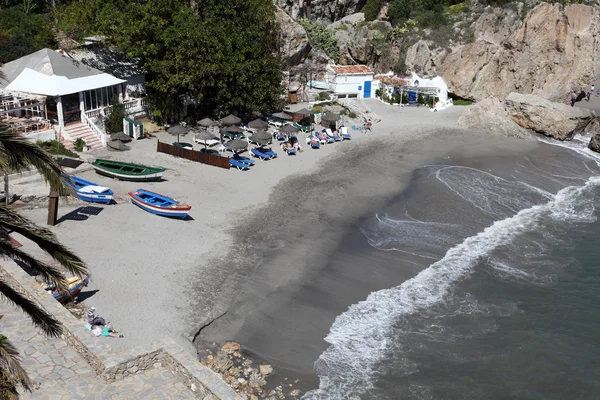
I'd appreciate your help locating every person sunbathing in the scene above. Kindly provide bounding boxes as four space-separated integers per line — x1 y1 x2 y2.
92 324 123 338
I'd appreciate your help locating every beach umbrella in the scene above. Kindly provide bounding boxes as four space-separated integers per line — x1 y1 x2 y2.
247 118 268 129
271 112 292 120
295 108 312 116
250 130 272 146
110 132 132 143
167 124 189 143
220 114 242 126
194 129 218 150
321 112 340 122
107 140 130 151
280 124 299 134
198 117 218 127
227 139 248 152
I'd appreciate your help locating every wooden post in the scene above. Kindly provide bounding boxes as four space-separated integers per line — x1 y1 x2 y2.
4 173 8 206
47 191 59 226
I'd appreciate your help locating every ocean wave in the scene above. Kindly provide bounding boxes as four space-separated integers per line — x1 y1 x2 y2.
303 176 600 400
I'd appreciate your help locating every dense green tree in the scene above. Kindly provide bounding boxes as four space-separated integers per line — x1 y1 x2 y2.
103 95 125 134
0 6 56 62
55 0 285 121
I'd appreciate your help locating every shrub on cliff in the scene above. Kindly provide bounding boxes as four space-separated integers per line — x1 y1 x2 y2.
298 18 340 62
361 0 382 21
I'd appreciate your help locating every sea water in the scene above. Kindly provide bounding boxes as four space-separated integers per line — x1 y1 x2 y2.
304 137 600 399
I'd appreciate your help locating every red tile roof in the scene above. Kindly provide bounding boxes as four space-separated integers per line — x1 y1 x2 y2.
330 65 373 75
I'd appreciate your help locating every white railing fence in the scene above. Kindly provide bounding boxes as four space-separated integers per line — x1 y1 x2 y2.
82 112 107 146
84 98 146 121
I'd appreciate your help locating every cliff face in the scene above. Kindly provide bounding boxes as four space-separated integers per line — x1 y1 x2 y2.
406 3 600 102
277 0 367 22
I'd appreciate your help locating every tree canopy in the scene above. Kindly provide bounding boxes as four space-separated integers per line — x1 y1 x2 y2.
54 0 285 121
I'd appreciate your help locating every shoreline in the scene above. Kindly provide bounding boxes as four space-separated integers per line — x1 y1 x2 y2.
11 100 500 395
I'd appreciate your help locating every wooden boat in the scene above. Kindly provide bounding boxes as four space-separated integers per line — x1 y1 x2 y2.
128 189 191 219
68 175 113 204
91 159 165 182
42 275 89 303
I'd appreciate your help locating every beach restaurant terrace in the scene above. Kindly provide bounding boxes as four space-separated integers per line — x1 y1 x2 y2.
0 48 141 145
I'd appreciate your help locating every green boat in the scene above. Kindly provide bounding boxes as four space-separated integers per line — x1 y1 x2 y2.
91 159 165 182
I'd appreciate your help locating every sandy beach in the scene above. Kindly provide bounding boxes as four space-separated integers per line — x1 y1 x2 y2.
12 100 493 382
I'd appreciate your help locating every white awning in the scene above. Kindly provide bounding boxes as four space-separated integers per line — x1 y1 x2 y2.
5 68 126 96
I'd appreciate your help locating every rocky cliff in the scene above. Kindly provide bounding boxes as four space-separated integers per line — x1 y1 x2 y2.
404 3 600 102
279 1 600 103
278 0 367 22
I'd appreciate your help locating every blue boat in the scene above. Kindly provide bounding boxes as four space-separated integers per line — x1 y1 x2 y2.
128 189 191 219
68 176 113 204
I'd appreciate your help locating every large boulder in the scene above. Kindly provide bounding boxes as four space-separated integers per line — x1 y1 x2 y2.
276 7 312 67
588 133 600 153
504 93 593 140
457 97 530 139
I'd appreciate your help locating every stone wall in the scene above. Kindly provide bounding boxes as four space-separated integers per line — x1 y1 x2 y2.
0 260 240 400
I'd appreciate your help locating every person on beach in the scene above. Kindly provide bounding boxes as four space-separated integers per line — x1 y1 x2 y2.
92 324 123 338
570 91 577 106
87 307 107 326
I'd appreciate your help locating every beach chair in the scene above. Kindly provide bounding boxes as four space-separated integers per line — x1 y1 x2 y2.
229 159 250 170
320 130 335 144
276 132 286 141
233 153 255 166
261 147 278 159
251 148 271 160
309 137 320 149
325 128 342 142
340 126 351 140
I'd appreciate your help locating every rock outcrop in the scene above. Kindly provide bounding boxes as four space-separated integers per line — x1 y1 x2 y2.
588 132 600 153
329 15 395 65
406 3 600 102
457 97 530 139
504 92 594 140
276 6 312 67
278 0 367 22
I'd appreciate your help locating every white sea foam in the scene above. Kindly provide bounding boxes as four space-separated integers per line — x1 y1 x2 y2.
303 176 600 400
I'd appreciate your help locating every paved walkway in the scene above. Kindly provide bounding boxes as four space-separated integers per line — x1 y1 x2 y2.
0 302 196 399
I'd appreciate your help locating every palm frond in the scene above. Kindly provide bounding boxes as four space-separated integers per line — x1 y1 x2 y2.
0 126 70 195
0 334 32 392
0 281 61 337
0 240 66 288
0 208 87 278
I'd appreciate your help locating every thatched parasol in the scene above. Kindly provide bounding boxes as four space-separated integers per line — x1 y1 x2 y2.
107 140 130 151
279 124 299 134
167 124 189 143
226 139 248 152
247 118 268 129
221 125 244 133
110 132 132 143
250 130 272 146
321 112 340 122
220 114 242 126
198 117 218 127
194 129 219 150
295 108 312 116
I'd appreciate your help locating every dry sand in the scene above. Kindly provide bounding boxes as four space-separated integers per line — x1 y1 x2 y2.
13 100 471 358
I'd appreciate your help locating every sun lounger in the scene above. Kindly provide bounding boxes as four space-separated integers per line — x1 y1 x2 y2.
276 132 286 141
325 129 342 142
229 158 250 170
283 146 296 155
194 137 220 147
267 119 283 128
251 147 271 160
233 154 255 165
309 137 320 149
319 131 334 144
340 126 351 140
261 148 278 159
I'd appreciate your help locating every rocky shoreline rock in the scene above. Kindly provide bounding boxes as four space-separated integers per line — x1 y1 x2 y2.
504 93 593 140
198 342 302 399
457 97 530 139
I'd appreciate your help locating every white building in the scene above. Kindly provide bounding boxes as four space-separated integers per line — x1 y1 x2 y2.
410 72 449 102
0 48 145 149
325 65 380 99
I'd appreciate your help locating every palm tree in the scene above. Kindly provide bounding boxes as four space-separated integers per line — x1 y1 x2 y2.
0 124 88 396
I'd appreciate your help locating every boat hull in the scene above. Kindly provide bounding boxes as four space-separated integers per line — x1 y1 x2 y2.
44 276 89 303
69 176 113 204
76 192 113 204
93 166 164 182
128 190 191 219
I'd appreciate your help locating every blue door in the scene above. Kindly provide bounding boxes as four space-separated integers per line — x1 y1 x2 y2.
363 81 372 98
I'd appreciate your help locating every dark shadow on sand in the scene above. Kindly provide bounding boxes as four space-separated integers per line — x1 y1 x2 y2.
56 206 103 224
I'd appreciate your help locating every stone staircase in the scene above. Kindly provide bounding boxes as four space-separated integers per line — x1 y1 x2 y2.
61 122 104 152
